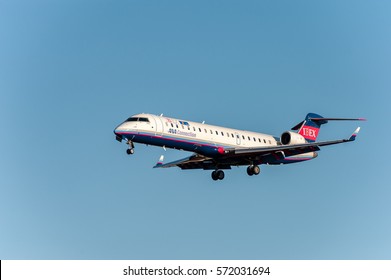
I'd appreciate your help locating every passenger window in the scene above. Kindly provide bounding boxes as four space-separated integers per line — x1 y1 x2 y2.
215 131 218 135
264 139 266 143
248 136 251 140
171 123 173 127
221 132 224 136
232 133 234 138
242 135 245 140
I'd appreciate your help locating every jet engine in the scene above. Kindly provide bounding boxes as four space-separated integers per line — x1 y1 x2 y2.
280 131 306 145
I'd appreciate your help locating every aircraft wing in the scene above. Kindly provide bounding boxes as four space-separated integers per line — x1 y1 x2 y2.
154 153 216 170
154 127 361 170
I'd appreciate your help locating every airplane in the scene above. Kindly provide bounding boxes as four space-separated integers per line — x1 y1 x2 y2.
113 113 365 180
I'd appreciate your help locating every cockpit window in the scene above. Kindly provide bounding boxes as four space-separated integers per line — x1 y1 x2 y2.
126 117 150 122
126 117 138 122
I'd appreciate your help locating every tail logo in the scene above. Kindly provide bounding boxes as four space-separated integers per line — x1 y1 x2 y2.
299 125 319 141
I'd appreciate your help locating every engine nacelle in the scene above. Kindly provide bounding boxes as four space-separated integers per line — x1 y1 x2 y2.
280 131 306 145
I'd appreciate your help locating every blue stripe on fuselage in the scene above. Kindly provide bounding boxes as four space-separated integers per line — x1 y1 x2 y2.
116 130 231 157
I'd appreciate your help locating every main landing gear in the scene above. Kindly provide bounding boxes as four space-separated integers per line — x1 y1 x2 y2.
211 170 225 181
211 165 261 181
247 165 261 176
126 141 135 155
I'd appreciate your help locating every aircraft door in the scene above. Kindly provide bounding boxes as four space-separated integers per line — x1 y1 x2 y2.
235 132 241 146
152 115 164 136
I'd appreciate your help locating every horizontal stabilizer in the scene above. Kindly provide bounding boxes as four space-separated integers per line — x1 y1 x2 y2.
309 117 367 122
292 116 366 130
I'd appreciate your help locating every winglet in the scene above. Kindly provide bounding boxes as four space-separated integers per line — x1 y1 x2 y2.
348 127 361 142
153 155 165 168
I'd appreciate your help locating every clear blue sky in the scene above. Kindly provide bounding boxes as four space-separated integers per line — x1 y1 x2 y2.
1 0 390 259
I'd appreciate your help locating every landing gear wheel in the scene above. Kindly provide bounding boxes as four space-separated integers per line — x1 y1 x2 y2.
217 170 225 180
212 171 218 181
126 140 135 155
252 165 260 175
211 170 225 181
247 166 254 176
247 165 260 176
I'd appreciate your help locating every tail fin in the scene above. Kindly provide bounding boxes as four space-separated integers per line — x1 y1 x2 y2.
291 113 325 142
291 113 366 143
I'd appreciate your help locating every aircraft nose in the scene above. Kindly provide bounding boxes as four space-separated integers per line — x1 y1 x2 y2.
113 125 120 135
114 124 125 142
114 123 126 133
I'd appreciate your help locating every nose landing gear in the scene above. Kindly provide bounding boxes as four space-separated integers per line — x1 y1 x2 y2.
126 141 135 155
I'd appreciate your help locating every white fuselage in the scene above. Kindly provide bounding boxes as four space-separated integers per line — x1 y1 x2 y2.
114 113 279 156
